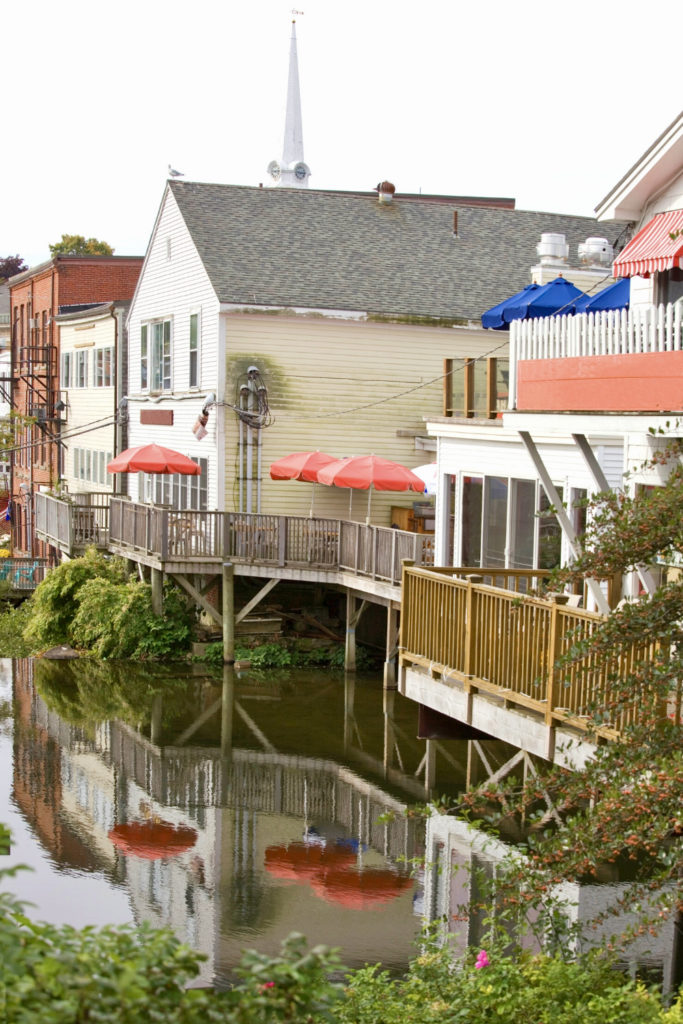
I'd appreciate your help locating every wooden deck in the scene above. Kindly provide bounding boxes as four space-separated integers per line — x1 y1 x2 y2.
35 491 115 558
106 499 434 589
399 565 666 744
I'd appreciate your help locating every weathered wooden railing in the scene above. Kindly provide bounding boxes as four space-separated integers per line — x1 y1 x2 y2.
400 566 658 738
35 491 120 553
109 500 434 585
0 556 49 591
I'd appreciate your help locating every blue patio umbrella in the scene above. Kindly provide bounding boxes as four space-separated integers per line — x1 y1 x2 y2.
572 278 630 313
503 276 583 323
481 283 541 330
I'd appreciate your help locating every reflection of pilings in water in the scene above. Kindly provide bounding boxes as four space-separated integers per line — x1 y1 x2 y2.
221 665 235 758
109 721 417 865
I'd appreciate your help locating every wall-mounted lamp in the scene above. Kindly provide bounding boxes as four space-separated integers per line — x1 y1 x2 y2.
55 399 66 412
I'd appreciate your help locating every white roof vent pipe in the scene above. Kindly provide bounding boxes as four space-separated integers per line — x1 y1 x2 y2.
536 233 569 264
578 237 614 267
376 180 396 204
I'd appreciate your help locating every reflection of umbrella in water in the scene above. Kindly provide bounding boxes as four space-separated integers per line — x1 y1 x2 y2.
108 820 198 860
269 451 338 516
264 841 357 884
317 455 425 523
107 443 201 475
310 867 414 909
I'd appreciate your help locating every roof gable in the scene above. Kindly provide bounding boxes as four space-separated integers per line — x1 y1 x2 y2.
169 181 624 322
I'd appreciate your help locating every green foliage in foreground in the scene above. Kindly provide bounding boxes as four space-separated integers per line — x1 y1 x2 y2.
18 549 192 659
0 868 680 1024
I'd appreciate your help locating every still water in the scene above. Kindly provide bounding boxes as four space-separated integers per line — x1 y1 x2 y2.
0 656 470 986
2 657 677 991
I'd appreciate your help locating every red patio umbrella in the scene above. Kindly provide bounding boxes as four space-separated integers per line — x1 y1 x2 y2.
264 841 356 884
108 820 198 860
269 451 338 516
317 455 425 522
107 444 201 475
310 866 413 909
269 451 338 482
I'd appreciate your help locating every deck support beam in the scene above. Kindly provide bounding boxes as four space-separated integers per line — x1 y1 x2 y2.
572 432 657 597
383 603 399 689
151 567 164 615
223 562 235 664
518 431 611 615
345 595 368 672
170 573 222 627
235 577 280 624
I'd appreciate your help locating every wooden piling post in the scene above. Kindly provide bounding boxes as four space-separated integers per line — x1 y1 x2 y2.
151 567 164 616
222 561 235 664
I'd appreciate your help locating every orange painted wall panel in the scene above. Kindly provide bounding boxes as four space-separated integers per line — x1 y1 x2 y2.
516 352 683 412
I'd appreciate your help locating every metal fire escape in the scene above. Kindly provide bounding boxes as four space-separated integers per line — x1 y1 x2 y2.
15 320 63 450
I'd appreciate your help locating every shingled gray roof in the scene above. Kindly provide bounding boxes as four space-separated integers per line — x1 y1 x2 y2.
169 181 625 322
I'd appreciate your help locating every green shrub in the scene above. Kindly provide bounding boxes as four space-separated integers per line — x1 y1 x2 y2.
70 578 191 659
0 601 33 657
338 939 667 1024
23 548 130 650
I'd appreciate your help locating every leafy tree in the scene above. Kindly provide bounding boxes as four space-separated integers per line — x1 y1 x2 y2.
48 234 114 257
0 255 27 281
460 451 683 955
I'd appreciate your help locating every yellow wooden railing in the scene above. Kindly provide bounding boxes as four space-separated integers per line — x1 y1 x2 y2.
399 566 660 739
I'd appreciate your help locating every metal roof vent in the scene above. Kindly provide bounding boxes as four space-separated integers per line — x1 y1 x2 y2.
578 236 614 267
375 181 396 204
537 233 569 264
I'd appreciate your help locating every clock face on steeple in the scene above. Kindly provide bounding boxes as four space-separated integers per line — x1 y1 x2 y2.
268 160 281 181
294 162 307 180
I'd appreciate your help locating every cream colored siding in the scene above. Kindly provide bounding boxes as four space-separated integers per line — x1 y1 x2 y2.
60 314 117 494
126 190 221 508
223 313 506 522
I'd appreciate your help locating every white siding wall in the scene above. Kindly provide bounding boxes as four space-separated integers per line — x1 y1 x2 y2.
126 190 221 508
60 314 118 494
222 313 506 522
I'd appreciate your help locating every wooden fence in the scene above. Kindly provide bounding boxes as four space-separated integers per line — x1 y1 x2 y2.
109 500 434 584
400 566 660 737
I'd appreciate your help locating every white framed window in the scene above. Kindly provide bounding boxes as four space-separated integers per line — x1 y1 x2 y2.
144 457 208 510
151 320 172 392
189 312 200 388
140 324 148 389
62 352 73 388
74 350 89 388
94 347 113 387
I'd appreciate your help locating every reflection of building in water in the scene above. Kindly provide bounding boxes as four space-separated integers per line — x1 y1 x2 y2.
424 813 678 994
110 718 422 983
13 659 424 984
12 658 115 874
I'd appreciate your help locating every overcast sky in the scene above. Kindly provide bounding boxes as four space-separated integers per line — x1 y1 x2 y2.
3 0 681 268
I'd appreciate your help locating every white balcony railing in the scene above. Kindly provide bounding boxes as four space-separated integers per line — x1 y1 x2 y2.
509 302 683 408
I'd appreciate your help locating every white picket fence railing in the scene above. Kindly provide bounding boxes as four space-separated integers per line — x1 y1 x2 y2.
509 302 683 407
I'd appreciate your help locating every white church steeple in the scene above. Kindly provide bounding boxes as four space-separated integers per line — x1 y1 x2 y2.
267 18 311 188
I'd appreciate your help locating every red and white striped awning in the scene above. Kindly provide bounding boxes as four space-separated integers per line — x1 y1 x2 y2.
613 209 683 278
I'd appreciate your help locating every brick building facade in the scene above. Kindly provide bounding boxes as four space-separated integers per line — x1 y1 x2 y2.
9 256 142 556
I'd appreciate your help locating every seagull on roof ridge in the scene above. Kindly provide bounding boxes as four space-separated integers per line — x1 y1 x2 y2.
168 164 184 178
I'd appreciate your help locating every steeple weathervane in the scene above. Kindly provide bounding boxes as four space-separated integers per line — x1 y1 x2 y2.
267 15 311 188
